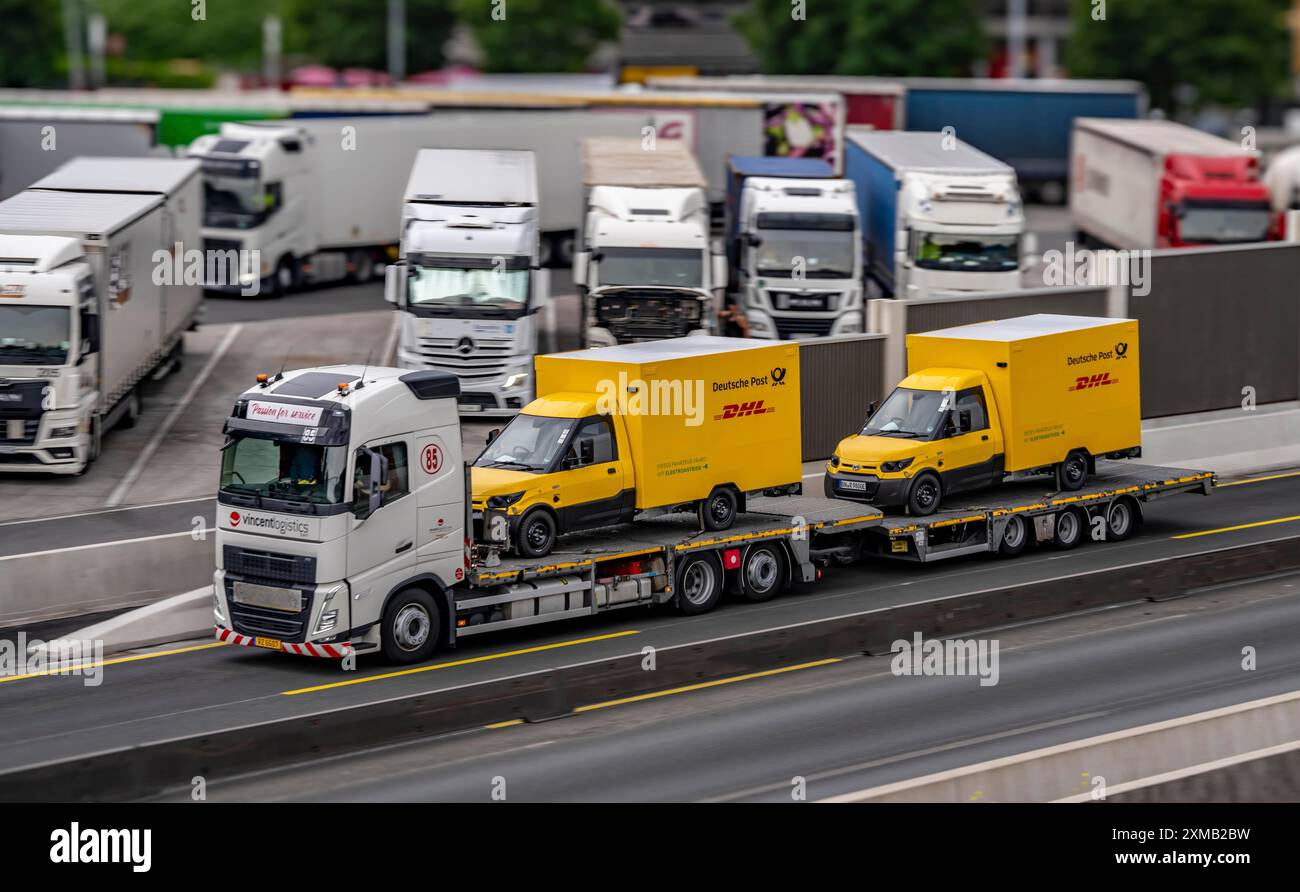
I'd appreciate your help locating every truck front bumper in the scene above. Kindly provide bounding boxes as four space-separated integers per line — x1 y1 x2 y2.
215 625 354 659
824 467 911 507
0 421 86 474
396 348 531 417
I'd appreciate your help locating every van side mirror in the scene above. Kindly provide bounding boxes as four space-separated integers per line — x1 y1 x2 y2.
486 428 500 445
580 438 595 465
957 409 972 433
866 400 878 419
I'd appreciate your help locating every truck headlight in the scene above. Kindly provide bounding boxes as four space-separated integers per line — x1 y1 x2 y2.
487 491 524 509
50 425 77 439
881 458 914 473
502 372 529 389
315 610 339 635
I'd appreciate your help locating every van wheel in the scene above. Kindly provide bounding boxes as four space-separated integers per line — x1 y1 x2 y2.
514 508 557 558
739 543 785 602
1106 498 1137 541
997 514 1029 557
907 473 942 516
676 553 723 615
381 588 440 663
699 486 738 531
1057 450 1089 491
1053 509 1084 550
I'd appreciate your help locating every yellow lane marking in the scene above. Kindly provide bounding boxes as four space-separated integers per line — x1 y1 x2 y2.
1172 514 1300 540
282 630 641 696
1219 470 1300 488
485 719 524 729
0 641 227 684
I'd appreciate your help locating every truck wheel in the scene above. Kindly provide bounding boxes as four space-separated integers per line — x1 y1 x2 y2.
514 508 557 558
1106 498 1137 541
380 587 440 663
117 390 141 430
676 553 723 615
699 486 738 531
739 543 785 602
350 250 375 283
906 473 942 516
1057 451 1089 492
997 514 1029 557
1053 509 1084 550
272 256 297 296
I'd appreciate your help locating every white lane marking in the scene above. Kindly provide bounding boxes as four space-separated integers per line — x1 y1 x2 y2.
380 312 401 365
0 495 214 528
106 324 243 508
0 530 194 562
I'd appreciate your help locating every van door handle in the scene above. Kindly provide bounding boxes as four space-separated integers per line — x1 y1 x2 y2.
607 467 616 474
981 435 989 441
395 540 413 554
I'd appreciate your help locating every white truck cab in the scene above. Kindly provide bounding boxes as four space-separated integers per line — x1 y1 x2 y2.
389 149 549 417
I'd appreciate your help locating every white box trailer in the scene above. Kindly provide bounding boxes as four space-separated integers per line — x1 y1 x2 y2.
0 107 163 200
0 157 201 474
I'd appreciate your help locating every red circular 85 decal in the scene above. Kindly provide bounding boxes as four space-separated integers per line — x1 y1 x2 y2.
421 444 443 475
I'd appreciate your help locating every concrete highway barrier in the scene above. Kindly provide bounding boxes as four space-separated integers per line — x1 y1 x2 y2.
820 689 1300 803
1 533 1297 802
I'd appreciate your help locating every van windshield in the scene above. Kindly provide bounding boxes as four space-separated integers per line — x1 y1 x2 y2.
220 435 348 504
863 388 947 439
474 414 573 472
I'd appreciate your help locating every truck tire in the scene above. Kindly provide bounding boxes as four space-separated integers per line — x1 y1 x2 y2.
997 514 1029 557
1106 498 1137 541
272 256 297 297
350 249 376 283
514 507 557 558
1053 508 1084 550
699 486 738 531
1057 450 1089 492
675 553 723 615
906 472 942 516
738 543 785 602
380 587 441 663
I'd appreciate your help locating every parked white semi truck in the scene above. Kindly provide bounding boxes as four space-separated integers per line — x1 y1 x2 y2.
725 156 862 339
574 138 727 346
0 106 163 200
844 129 1030 299
388 148 549 417
0 157 201 474
188 116 440 295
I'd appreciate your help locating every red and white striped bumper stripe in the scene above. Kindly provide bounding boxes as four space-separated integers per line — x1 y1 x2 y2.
215 626 353 659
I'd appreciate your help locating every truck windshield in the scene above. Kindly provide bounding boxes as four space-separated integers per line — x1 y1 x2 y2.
220 435 348 505
408 261 528 313
204 172 272 229
1178 200 1273 244
474 414 573 472
863 388 947 439
0 306 71 365
754 226 855 278
597 247 702 288
913 233 1018 272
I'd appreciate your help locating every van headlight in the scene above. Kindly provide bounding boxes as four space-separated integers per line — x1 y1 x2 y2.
881 458 914 473
487 491 524 509
829 453 840 468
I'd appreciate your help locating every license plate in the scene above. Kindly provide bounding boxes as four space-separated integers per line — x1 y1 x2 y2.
254 636 282 650
458 403 482 413
788 297 827 310
838 479 867 491
233 581 302 612
891 540 909 553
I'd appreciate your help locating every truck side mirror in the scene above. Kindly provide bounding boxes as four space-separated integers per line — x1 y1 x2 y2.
746 233 762 248
573 252 589 287
368 451 389 517
80 313 100 355
711 253 728 291
486 428 500 445
384 263 404 306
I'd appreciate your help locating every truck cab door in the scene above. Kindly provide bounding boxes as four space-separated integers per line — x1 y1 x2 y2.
935 386 1002 494
346 438 419 610
554 415 628 531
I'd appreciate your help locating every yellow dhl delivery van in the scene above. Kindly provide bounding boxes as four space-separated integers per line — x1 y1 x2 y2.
472 336 802 556
826 315 1141 515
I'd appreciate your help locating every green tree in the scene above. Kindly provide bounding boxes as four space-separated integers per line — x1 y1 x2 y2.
735 0 986 77
95 0 276 70
1065 0 1292 114
0 0 64 86
284 0 456 73
455 0 622 72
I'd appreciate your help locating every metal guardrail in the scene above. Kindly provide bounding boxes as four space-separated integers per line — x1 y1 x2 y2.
4 533 1298 802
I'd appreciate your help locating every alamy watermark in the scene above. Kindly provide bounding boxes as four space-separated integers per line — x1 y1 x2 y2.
0 633 103 686
152 241 262 296
1041 242 1151 296
891 632 1000 687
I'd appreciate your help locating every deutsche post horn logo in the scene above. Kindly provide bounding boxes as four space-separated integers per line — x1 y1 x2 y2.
771 366 787 385
1115 341 1129 359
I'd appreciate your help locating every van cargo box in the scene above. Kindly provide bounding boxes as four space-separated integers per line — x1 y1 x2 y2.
905 314 1140 472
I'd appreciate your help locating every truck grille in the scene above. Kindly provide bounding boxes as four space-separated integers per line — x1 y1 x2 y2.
774 317 837 339
224 576 313 644
412 335 513 381
596 295 702 342
222 544 316 586
0 419 39 445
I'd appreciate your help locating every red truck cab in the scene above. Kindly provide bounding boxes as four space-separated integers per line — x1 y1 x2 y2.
1158 154 1278 247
